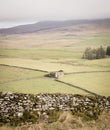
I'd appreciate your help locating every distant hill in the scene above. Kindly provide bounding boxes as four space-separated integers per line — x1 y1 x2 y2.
0 19 110 34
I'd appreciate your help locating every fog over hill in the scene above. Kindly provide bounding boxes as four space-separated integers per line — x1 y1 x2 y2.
0 19 110 34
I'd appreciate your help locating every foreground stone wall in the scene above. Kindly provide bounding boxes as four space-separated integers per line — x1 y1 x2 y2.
0 92 110 125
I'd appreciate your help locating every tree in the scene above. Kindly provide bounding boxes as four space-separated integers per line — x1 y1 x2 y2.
106 46 110 56
83 48 95 60
83 46 106 60
96 46 105 59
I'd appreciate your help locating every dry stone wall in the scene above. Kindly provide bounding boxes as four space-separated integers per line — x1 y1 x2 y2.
0 92 110 125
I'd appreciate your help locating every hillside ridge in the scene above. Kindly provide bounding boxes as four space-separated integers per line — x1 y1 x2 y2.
0 19 110 34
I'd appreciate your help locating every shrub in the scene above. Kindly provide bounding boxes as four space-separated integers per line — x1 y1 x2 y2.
22 110 38 123
47 110 62 123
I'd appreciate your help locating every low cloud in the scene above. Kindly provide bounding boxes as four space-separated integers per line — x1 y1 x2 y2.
0 0 110 27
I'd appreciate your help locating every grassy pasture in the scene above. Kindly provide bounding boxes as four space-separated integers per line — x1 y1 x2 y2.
0 65 45 83
60 72 110 96
0 78 87 94
0 48 81 59
0 57 110 95
0 31 110 96
0 57 110 73
0 65 87 95
0 49 110 96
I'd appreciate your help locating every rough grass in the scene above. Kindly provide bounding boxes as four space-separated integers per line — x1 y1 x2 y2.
1 110 110 130
77 33 110 47
0 33 110 59
0 29 110 49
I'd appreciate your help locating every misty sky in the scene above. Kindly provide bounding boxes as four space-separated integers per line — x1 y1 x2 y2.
0 0 110 28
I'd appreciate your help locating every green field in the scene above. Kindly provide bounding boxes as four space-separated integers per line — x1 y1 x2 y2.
0 57 110 73
0 56 110 95
0 31 110 96
60 72 110 96
0 65 88 94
